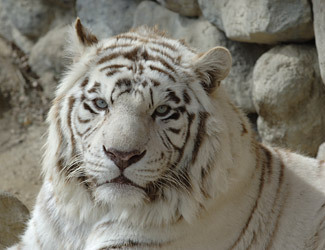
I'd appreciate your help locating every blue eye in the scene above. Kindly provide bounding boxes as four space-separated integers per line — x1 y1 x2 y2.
94 98 108 109
154 105 171 117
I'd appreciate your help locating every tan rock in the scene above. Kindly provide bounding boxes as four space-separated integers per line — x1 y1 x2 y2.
317 143 325 161
253 45 325 156
133 1 267 112
312 0 325 85
156 0 200 17
198 0 314 44
0 192 29 249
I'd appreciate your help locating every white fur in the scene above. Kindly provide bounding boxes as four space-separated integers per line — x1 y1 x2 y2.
9 25 325 250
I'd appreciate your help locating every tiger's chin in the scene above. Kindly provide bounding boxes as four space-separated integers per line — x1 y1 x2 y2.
93 182 147 206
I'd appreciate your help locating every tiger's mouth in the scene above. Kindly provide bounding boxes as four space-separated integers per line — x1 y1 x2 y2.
98 175 145 191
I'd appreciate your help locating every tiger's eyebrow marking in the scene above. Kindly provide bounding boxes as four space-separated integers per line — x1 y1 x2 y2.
149 88 154 107
149 65 176 82
166 89 181 104
87 82 101 93
99 64 129 72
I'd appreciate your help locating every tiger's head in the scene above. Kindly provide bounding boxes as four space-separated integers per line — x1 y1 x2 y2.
47 19 234 220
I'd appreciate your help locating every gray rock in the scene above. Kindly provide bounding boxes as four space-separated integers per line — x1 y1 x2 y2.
312 0 325 86
134 1 266 112
317 142 325 161
41 0 75 8
0 192 30 249
198 0 314 44
253 45 325 156
0 39 25 115
2 0 53 40
0 2 34 54
76 0 142 39
29 26 69 83
156 0 200 17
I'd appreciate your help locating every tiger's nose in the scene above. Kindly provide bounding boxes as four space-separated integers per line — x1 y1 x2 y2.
103 146 146 171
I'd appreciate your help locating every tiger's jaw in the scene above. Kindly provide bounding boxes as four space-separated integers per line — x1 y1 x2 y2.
93 182 147 206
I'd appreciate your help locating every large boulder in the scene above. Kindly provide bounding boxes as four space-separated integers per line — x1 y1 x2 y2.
312 0 325 86
317 143 325 161
133 1 266 112
156 0 200 17
28 26 69 99
0 0 75 54
0 2 34 53
198 0 314 44
76 0 143 39
0 192 30 249
1 0 53 40
0 38 25 115
253 45 325 156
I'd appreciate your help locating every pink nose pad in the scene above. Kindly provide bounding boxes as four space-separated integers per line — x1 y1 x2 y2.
103 146 146 171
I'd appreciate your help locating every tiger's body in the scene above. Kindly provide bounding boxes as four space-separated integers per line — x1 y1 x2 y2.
9 19 325 250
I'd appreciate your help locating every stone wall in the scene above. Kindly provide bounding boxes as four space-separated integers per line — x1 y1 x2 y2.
1 0 324 156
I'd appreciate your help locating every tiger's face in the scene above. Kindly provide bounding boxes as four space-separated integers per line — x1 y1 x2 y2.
54 20 231 207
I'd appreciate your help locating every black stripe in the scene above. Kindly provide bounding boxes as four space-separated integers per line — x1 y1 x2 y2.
149 88 154 107
191 112 209 164
161 112 180 121
183 90 191 104
100 64 128 72
77 116 90 123
83 103 98 115
166 89 181 103
67 96 76 156
168 128 181 134
149 65 176 82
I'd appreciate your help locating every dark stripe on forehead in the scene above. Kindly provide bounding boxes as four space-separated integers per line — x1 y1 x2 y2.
87 81 101 94
149 47 175 62
149 79 161 87
116 34 177 52
97 53 121 65
103 43 134 51
191 112 209 164
149 65 176 82
106 69 121 77
81 78 89 88
183 90 191 104
166 89 180 103
99 64 129 72
116 78 131 87
147 54 177 74
152 40 177 52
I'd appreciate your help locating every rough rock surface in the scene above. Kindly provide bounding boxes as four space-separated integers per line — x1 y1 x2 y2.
0 2 34 53
1 0 53 39
156 0 200 17
134 1 266 112
253 45 325 156
317 143 325 161
312 0 325 85
0 192 30 249
198 0 314 44
28 26 69 98
76 0 142 39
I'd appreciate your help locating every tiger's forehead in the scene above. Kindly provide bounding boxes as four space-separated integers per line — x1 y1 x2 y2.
92 30 197 85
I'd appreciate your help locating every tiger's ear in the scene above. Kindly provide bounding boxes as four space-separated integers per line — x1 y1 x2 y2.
67 18 98 62
192 47 232 94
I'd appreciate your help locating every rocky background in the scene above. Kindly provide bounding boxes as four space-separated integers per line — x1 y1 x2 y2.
1 0 325 248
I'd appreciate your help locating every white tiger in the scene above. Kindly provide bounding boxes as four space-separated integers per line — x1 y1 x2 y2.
9 19 325 250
